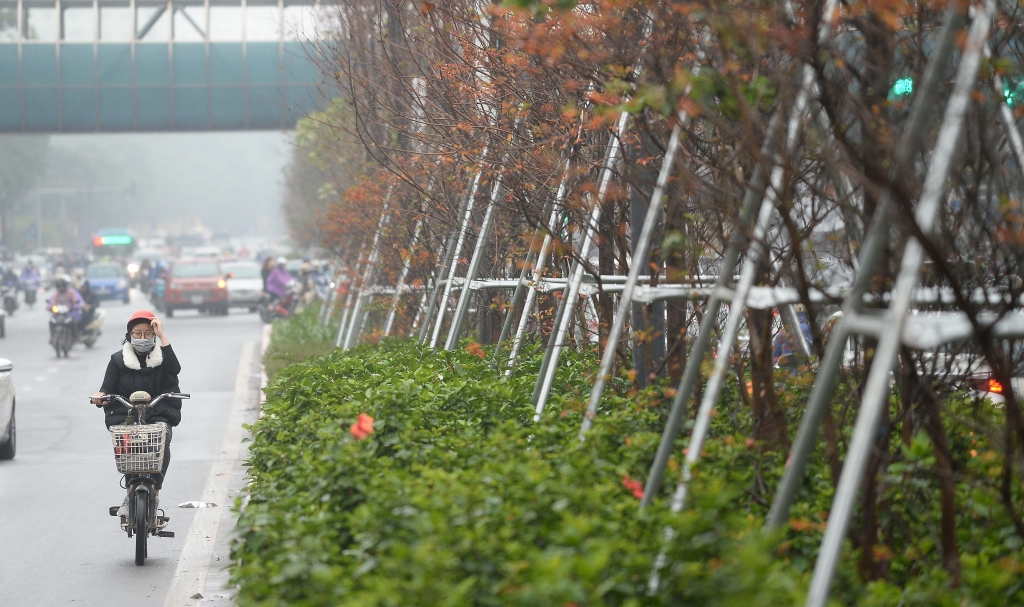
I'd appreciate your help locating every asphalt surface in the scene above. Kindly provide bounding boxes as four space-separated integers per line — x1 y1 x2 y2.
0 289 262 606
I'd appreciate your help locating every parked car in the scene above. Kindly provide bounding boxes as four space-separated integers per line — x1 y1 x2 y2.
163 259 229 317
221 261 263 312
0 357 15 459
86 262 131 303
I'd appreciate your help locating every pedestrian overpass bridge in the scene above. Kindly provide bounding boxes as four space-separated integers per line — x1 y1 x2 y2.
0 0 328 132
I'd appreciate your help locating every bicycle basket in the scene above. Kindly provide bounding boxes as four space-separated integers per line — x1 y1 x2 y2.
109 423 167 474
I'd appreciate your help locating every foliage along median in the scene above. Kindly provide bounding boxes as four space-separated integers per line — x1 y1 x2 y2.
232 315 1024 606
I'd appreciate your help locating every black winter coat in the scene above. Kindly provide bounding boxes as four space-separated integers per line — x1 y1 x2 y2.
99 343 182 428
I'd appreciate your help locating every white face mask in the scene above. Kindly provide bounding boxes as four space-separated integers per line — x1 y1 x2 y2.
131 337 156 353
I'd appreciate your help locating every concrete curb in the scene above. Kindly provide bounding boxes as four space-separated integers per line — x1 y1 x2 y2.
162 340 258 607
258 323 271 419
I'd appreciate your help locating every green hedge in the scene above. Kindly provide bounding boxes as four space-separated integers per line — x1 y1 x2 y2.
235 339 807 605
262 305 338 382
235 331 1024 605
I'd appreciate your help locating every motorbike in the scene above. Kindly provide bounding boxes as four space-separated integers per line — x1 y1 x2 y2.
49 304 76 357
1 284 18 316
258 286 299 323
150 278 166 312
22 281 38 307
97 391 190 566
79 308 105 348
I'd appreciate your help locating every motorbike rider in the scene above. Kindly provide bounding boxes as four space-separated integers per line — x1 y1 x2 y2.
49 274 84 329
90 311 181 514
2 266 19 290
260 257 275 291
139 259 153 291
265 257 293 302
19 262 40 285
78 280 100 331
19 262 40 305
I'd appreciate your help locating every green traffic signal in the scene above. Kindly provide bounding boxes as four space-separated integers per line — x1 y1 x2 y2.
892 77 914 97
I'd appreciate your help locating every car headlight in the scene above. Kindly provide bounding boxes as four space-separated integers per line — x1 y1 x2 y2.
118 279 127 288
217 279 227 289
126 263 139 274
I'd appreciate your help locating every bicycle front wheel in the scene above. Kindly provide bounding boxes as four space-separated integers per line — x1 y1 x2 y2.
135 492 148 566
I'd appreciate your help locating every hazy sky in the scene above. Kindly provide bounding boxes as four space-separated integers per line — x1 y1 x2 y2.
49 131 292 237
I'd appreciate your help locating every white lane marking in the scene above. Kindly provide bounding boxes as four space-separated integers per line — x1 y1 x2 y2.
163 340 255 607
34 375 46 382
47 367 57 373
21 386 32 392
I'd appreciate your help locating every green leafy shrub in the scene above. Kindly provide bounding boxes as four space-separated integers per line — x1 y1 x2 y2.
234 340 804 605
263 305 338 382
236 338 1024 606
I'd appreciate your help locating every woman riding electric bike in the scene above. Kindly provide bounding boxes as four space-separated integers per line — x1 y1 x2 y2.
90 311 183 523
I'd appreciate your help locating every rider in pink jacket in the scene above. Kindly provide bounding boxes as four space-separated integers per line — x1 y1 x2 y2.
48 274 84 323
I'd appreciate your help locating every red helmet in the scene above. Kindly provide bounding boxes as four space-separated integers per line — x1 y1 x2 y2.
126 310 156 332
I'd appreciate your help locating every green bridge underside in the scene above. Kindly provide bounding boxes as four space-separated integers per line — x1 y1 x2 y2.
0 41 324 132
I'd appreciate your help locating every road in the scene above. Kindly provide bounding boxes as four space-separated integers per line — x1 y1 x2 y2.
0 290 262 606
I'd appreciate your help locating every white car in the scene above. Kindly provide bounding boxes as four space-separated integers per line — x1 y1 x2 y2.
0 357 15 459
221 261 264 312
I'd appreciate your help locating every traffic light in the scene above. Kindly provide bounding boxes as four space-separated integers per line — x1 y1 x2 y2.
891 77 914 97
1004 79 1022 106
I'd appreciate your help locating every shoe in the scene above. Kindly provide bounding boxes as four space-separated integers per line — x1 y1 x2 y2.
116 494 129 517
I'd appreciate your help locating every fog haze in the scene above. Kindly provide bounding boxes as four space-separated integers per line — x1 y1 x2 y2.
49 132 291 237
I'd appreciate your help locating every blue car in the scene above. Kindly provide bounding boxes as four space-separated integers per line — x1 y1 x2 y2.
85 263 130 303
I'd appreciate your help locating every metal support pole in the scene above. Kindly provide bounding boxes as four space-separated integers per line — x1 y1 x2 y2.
333 284 356 348
527 14 658 412
804 6 992 604
637 112 780 508
582 117 685 432
320 267 343 326
779 301 813 362
532 111 630 419
665 64 817 518
430 150 489 348
498 114 589 366
986 44 1024 173
445 144 516 350
341 187 394 351
639 0 854 509
491 199 553 362
765 0 967 532
418 192 471 344
384 219 422 337
505 171 570 376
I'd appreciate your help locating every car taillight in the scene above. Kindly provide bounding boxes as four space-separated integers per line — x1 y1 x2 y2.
969 375 1004 394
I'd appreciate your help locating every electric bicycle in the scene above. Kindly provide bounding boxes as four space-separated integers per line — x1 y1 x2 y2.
96 390 190 565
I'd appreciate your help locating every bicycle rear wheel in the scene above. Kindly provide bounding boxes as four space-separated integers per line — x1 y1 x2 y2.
135 492 148 565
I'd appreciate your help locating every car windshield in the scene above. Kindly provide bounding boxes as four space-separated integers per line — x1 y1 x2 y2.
173 263 220 278
86 265 120 279
223 264 261 279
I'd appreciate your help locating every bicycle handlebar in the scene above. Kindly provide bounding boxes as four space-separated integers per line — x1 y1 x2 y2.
93 392 191 409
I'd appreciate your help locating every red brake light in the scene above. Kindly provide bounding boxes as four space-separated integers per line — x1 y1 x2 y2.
969 375 1005 394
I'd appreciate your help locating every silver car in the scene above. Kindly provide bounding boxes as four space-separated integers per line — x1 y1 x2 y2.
0 357 15 460
221 261 263 312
